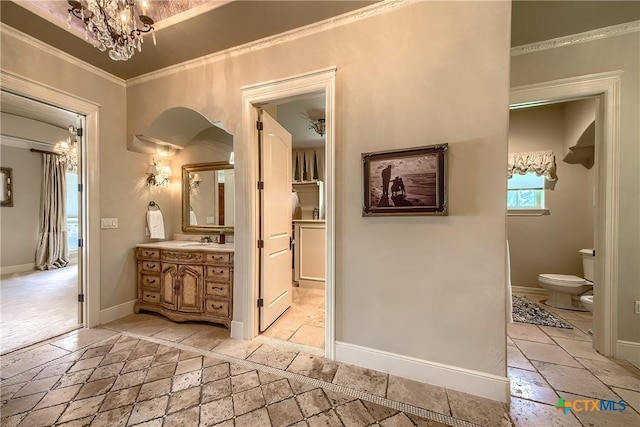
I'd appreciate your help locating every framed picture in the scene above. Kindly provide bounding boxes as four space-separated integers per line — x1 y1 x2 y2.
0 167 13 208
362 144 448 216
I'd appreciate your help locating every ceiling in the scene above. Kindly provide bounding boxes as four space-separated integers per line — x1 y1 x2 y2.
1 0 377 80
1 90 78 130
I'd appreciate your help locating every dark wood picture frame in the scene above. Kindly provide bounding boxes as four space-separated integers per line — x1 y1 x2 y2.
1 167 13 207
362 144 448 216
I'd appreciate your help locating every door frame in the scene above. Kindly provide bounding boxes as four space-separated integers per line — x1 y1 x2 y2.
236 67 336 358
1 70 101 328
510 70 622 357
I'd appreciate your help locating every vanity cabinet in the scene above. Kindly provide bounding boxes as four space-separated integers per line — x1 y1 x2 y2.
135 246 233 328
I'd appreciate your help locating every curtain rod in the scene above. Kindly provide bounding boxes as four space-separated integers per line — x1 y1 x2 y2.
29 148 61 156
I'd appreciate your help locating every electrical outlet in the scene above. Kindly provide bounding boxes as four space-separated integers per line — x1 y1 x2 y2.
635 301 640 315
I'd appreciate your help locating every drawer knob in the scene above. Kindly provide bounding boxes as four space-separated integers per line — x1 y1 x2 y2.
212 304 223 310
214 286 223 290
147 279 156 284
147 263 156 268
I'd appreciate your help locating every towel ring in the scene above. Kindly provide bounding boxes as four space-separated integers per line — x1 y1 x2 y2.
148 201 161 211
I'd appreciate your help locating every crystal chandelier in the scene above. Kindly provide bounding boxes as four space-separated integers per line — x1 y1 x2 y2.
67 0 156 61
54 125 79 173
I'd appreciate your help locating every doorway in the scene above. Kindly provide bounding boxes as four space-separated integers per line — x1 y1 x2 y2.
1 70 101 347
237 67 336 358
509 71 623 357
507 98 597 337
0 90 85 354
257 95 327 353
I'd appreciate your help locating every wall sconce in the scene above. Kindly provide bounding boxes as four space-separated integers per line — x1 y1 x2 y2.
229 151 234 165
146 160 171 187
190 173 202 190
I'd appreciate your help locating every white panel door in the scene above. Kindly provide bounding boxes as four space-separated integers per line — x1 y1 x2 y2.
259 110 293 331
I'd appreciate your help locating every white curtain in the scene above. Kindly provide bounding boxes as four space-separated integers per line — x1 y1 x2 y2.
35 154 69 270
507 150 557 181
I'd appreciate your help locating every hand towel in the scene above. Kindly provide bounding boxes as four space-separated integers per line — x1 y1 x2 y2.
291 191 301 215
147 210 165 239
189 210 198 225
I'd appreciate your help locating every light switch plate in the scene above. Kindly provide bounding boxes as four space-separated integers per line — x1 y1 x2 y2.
101 218 118 229
635 301 640 315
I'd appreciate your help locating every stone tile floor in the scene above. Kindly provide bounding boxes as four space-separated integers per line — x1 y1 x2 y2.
1 292 638 426
1 313 509 427
508 293 640 426
260 287 325 350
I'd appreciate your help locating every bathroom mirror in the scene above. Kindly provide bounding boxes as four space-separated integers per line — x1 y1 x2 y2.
1 167 13 207
182 162 234 233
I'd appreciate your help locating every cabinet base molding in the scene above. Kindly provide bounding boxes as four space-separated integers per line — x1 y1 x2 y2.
134 302 231 328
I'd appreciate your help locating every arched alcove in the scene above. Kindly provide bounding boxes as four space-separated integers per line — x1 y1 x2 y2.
128 107 232 157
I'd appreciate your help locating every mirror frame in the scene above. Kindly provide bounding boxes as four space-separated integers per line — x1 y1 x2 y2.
1 167 13 207
182 162 234 233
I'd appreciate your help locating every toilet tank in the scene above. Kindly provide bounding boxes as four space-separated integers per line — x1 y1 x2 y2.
580 249 595 282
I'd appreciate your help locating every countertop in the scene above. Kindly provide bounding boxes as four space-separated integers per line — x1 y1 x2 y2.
136 240 234 253
293 219 326 223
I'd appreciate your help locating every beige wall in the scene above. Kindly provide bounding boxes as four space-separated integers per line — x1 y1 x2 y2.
127 1 511 376
508 103 594 288
0 145 42 267
511 32 640 343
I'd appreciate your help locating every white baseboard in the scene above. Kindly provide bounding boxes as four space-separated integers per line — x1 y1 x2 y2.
617 340 640 365
99 299 137 325
1 263 35 275
230 320 244 339
335 341 510 403
512 286 548 296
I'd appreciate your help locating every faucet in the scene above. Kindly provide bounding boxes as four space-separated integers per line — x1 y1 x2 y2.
200 235 213 243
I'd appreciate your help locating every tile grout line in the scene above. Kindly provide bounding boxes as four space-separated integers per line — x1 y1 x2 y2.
122 331 483 427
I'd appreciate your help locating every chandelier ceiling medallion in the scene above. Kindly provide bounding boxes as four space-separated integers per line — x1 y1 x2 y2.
67 0 156 61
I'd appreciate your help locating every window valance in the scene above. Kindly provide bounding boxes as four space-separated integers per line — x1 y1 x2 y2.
507 150 557 181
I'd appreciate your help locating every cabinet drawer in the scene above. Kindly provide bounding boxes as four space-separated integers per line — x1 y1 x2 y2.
140 274 160 290
140 260 160 272
206 281 230 298
206 266 230 280
138 248 160 259
141 290 160 304
162 250 204 263
205 299 229 317
205 253 230 264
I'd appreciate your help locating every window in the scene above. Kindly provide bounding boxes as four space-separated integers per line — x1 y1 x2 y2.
66 172 79 251
507 172 545 210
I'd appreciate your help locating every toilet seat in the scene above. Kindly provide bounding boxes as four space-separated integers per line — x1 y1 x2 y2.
538 274 590 288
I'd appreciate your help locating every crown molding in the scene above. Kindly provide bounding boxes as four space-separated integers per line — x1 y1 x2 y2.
511 20 640 56
0 23 126 87
127 0 412 87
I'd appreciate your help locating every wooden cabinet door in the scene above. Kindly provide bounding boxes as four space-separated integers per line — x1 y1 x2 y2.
161 263 178 310
177 265 203 313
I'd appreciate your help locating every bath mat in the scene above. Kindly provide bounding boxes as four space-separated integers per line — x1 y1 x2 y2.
512 295 573 329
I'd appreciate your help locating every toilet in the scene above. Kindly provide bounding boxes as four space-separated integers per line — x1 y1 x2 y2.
538 249 594 311
580 295 594 312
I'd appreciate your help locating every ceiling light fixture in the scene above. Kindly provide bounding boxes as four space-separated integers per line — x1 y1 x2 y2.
67 0 156 61
307 118 326 137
